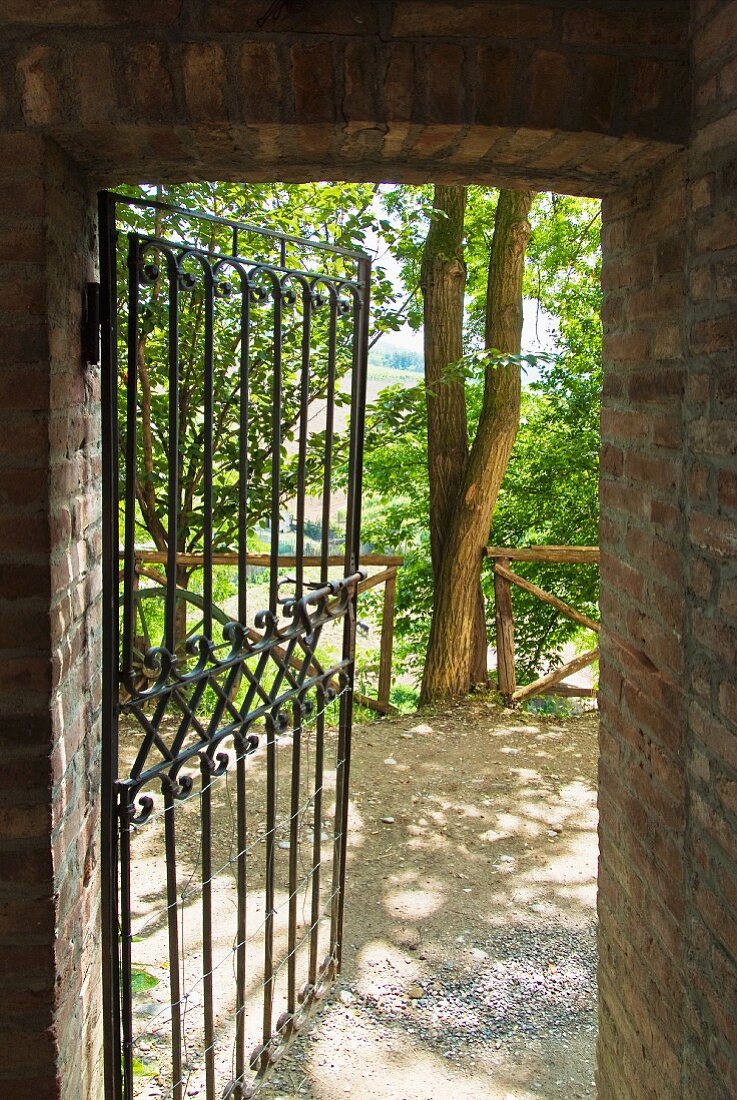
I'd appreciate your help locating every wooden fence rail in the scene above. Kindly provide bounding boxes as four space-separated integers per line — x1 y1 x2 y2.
486 545 600 705
124 550 403 716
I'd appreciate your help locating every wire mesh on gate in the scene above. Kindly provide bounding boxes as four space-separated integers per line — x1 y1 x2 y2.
99 191 371 1100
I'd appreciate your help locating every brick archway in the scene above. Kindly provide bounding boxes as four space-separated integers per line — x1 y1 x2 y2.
1 4 736 1098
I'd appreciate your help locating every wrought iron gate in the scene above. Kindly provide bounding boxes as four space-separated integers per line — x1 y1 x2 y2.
99 191 370 1099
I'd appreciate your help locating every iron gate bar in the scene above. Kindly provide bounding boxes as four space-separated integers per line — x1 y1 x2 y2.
100 189 125 1099
237 279 250 628
100 191 371 1100
269 275 282 614
336 257 370 966
295 286 311 601
309 686 326 988
107 191 369 262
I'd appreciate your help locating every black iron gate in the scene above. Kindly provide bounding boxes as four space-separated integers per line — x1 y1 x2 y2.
99 191 370 1099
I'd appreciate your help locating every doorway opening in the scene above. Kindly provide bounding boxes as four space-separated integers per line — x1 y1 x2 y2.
101 181 601 1100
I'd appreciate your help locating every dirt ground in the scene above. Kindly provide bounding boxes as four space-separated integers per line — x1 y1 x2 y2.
124 696 599 1099
259 697 600 1100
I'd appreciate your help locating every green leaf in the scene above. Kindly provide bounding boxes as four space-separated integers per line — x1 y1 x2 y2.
132 1056 159 1078
131 967 158 994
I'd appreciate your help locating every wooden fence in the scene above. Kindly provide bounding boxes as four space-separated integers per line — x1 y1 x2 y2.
486 545 600 705
126 550 403 716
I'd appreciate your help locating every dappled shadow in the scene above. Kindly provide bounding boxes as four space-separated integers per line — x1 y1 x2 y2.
260 697 599 1099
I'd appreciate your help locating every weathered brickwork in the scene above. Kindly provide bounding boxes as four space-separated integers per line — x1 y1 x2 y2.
46 146 102 1100
2 1 737 1097
598 152 690 1099
682 2 737 1095
0 131 100 1097
0 132 57 1098
0 1 687 193
596 4 737 1096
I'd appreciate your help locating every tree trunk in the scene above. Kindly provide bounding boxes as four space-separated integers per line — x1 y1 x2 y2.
421 188 534 703
421 185 469 579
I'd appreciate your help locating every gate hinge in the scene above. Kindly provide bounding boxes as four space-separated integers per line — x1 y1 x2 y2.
83 281 100 365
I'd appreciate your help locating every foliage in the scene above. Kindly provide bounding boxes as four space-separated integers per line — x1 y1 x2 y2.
489 194 602 679
361 188 602 686
361 379 431 676
115 182 408 574
117 180 603 695
130 966 158 994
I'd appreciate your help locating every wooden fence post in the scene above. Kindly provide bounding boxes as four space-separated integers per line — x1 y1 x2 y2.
377 569 397 710
494 557 516 702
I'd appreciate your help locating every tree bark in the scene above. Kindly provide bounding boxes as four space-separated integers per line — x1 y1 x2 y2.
420 185 469 579
421 188 534 703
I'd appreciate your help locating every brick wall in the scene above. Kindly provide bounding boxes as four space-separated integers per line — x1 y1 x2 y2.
1 0 687 194
0 131 58 1098
598 150 690 1099
3 2 737 1098
0 134 100 1097
46 146 102 1100
683 1 737 1095
597 3 737 1095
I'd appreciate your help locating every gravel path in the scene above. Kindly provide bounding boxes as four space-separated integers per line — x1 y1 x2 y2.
259 700 599 1100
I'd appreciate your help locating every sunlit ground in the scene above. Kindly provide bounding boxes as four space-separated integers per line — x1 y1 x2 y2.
258 698 599 1100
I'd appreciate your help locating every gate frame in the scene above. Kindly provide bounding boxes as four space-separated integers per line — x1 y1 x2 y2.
97 190 371 1099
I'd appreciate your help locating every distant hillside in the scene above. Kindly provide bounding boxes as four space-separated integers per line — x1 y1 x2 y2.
368 339 423 374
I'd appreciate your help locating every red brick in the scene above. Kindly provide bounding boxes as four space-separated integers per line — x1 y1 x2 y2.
688 463 710 501
692 609 737 666
628 367 683 403
693 1 737 64
581 55 618 132
604 330 651 363
651 499 682 531
600 479 648 521
601 247 653 291
473 43 516 128
343 39 381 121
0 898 54 941
564 8 684 47
392 3 554 39
601 551 645 601
629 280 683 322
601 442 623 476
182 43 227 123
719 680 737 728
207 0 376 34
3 0 181 25
624 451 679 492
690 557 717 602
17 46 64 126
695 209 737 253
720 55 737 98
630 60 666 114
527 50 569 131
694 877 737 963
0 276 46 317
651 413 681 449
420 44 465 125
383 43 415 122
690 511 737 557
693 313 737 354
70 43 117 126
122 43 176 120
691 701 737 775
601 407 648 442
291 42 337 124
